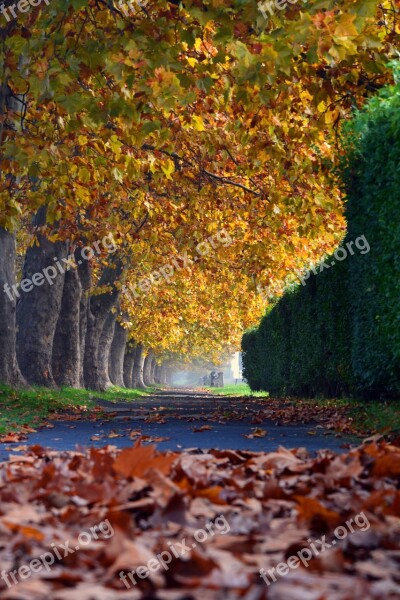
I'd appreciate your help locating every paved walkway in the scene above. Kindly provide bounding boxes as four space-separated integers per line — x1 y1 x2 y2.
0 389 359 459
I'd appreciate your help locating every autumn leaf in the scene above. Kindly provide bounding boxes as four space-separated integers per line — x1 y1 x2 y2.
295 497 342 529
193 425 213 432
113 440 178 478
244 428 267 439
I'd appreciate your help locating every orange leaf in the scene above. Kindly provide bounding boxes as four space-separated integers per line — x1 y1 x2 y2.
373 452 400 477
295 497 342 529
3 522 45 541
113 440 177 478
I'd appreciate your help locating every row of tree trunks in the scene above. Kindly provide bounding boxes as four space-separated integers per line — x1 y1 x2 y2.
160 366 169 385
16 208 69 388
120 344 160 390
154 364 171 385
0 218 167 391
9 215 125 391
154 364 161 384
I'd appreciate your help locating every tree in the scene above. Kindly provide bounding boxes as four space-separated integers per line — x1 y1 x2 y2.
0 0 399 388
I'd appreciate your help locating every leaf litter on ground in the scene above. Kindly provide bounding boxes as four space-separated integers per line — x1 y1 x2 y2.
0 438 399 599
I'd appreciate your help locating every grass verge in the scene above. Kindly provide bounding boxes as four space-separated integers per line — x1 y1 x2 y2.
0 385 155 436
347 398 400 437
207 383 269 397
208 385 399 437
298 396 400 436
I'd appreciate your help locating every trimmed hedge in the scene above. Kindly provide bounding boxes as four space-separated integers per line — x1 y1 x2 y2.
342 75 400 396
244 254 353 397
242 328 262 391
242 73 400 399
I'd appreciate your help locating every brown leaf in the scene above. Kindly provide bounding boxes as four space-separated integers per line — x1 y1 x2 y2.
113 440 178 478
193 425 213 432
2 521 45 541
295 497 342 529
244 428 267 439
373 451 400 477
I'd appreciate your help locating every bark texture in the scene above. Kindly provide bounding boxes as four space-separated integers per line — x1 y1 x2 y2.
17 209 69 387
132 343 146 388
159 365 171 385
97 311 117 390
76 249 91 388
154 364 161 384
109 320 128 387
83 255 123 391
0 228 25 386
123 345 136 389
160 366 167 385
52 267 82 388
150 357 157 385
143 351 154 386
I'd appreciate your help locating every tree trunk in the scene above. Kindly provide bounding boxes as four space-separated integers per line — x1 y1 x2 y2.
76 249 91 388
132 343 146 389
52 266 82 388
123 345 136 389
154 364 162 384
97 311 116 390
150 356 157 384
83 256 123 391
143 351 154 386
166 368 173 385
0 228 25 387
17 209 69 387
159 365 169 385
109 320 128 387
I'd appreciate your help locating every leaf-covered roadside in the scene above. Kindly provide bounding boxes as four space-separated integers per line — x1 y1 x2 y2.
159 394 399 439
0 440 399 599
1 388 399 444
0 385 155 439
246 396 400 439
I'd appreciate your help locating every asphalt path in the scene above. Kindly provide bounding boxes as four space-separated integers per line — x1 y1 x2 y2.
0 390 360 460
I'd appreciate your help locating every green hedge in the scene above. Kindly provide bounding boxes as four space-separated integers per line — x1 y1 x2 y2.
243 255 353 397
242 328 262 391
242 72 400 399
341 74 400 396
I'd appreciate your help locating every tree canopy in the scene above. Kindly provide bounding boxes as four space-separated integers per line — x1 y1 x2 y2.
1 0 399 375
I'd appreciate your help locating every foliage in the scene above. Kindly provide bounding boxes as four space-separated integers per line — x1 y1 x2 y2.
1 0 400 366
244 260 353 396
243 72 400 399
241 328 263 391
340 74 400 396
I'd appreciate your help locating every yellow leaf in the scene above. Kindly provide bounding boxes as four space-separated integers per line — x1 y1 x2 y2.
334 14 359 38
161 159 175 180
78 167 91 183
192 115 206 131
